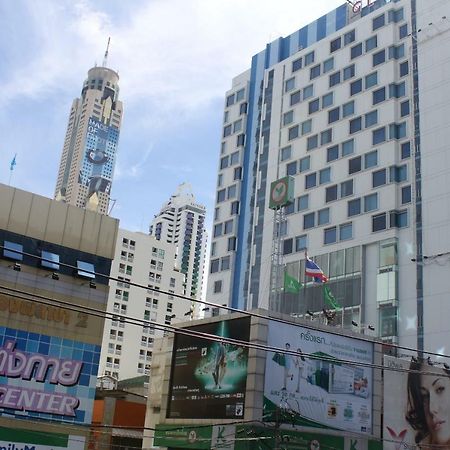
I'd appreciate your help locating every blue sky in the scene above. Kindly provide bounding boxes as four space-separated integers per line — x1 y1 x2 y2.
0 0 343 233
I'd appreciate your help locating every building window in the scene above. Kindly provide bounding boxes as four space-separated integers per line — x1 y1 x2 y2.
323 57 334 73
365 150 378 169
350 43 363 59
342 101 354 118
401 141 411 159
226 94 235 107
290 90 301 106
365 35 377 52
283 239 293 255
288 125 299 140
402 185 412 204
364 193 378 212
400 61 409 77
342 139 354 156
390 210 408 228
343 64 355 81
372 169 387 187
348 199 361 217
224 219 233 234
310 64 321 80
234 167 242 180
372 213 387 232
213 224 222 237
4 241 23 261
285 77 295 92
305 173 317 189
389 44 405 60
283 111 294 126
325 185 338 203
304 213 315 230
324 227 337 245
322 93 333 108
304 51 315 66
297 195 309 211
228 236 237 251
231 201 240 215
319 167 331 184
280 146 291 161
399 23 408 39
292 58 302 72
340 223 353 241
365 72 378 89
372 127 386 145
223 125 232 137
303 84 314 100
350 79 362 96
349 117 362 134
318 208 330 226
286 161 297 176
214 280 222 294
372 14 385 31
349 156 361 174
41 251 60 270
344 30 355 45
373 49 386 66
299 156 310 172
308 99 320 114
327 145 339 162
301 119 312 135
341 180 353 198
221 256 230 271
295 235 307 252
320 129 332 145
210 259 220 273
217 189 226 202
77 261 95 279
306 135 318 151
329 71 341 87
400 100 410 117
236 88 245 101
330 37 341 53
365 110 378 128
328 107 340 124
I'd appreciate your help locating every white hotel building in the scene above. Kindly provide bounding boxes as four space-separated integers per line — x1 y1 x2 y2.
206 0 450 356
99 229 185 380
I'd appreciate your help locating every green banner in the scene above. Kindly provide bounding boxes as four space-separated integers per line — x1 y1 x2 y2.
154 424 212 449
0 428 68 446
284 272 302 294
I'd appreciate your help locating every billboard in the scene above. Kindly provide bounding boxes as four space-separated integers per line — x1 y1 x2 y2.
79 116 120 197
383 355 450 450
264 322 373 434
0 326 100 425
167 317 250 419
0 428 84 450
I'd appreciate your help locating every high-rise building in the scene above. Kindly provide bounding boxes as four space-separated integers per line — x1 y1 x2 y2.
150 183 207 309
207 0 450 355
55 46 123 215
99 229 186 380
0 183 118 448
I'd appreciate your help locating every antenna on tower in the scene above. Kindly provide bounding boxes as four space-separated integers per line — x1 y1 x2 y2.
103 37 111 67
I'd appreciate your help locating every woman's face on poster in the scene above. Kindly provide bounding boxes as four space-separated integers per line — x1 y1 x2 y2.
421 368 450 444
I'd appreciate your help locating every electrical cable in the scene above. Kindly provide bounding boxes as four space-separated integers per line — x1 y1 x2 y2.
0 284 448 377
1 245 449 362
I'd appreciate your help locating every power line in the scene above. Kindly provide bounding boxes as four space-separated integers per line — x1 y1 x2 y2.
0 245 446 361
0 284 448 376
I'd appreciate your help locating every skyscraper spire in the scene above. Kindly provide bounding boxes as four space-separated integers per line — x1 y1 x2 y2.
102 37 111 67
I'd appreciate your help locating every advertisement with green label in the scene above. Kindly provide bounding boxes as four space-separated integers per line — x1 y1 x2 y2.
0 427 84 450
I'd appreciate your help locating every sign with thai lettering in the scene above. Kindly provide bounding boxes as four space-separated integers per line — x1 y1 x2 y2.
0 326 100 424
0 427 84 450
263 323 373 434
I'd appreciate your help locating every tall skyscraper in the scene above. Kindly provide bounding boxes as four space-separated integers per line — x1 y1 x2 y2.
150 183 207 308
207 0 450 355
55 43 123 215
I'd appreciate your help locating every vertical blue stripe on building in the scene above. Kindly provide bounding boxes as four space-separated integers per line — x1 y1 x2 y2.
316 15 327 41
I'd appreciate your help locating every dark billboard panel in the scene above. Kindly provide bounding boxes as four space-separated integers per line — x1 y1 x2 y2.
167 317 250 419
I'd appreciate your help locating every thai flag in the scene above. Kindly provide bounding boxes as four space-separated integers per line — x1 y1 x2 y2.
305 257 328 283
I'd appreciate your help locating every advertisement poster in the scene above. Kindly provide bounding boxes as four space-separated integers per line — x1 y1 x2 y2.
0 326 100 425
383 355 450 450
79 116 120 197
264 322 373 434
167 318 250 419
0 428 84 450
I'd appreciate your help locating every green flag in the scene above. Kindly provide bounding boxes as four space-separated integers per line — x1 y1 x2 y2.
284 272 302 294
323 285 341 309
